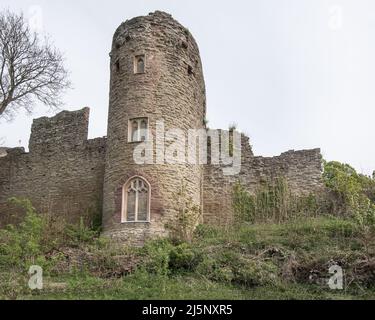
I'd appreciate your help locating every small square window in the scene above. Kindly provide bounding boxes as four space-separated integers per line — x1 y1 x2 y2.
134 55 145 74
128 118 149 142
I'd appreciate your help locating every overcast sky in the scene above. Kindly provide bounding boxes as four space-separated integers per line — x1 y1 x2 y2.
0 0 374 175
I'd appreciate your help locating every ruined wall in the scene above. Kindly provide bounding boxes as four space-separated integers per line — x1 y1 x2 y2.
0 148 7 158
203 133 324 226
0 108 106 226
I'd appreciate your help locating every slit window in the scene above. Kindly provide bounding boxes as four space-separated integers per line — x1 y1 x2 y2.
188 65 193 75
115 59 120 72
134 55 145 74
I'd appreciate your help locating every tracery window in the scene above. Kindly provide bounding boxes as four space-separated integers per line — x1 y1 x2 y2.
122 177 150 223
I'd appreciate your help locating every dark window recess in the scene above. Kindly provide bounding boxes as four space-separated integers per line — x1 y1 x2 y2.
181 40 188 49
188 65 193 75
134 55 145 74
115 60 120 72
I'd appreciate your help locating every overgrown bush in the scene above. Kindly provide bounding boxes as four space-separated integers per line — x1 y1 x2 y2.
0 197 100 273
141 239 173 277
232 259 278 287
141 240 202 276
196 257 235 282
0 198 47 270
232 161 375 230
65 217 99 247
196 248 279 287
232 178 321 224
323 161 375 235
169 243 202 272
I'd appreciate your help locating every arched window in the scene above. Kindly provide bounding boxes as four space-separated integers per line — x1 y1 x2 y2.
122 177 150 223
134 55 145 74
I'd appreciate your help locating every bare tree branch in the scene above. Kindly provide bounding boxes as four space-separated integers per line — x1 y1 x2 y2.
0 10 71 120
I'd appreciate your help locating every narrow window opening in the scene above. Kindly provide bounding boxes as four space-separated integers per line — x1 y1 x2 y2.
181 40 188 49
188 65 193 75
134 55 145 74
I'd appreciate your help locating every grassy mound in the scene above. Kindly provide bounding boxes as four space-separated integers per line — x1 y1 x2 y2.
0 212 374 300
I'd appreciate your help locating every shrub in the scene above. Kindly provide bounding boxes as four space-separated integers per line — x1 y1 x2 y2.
323 161 364 214
65 217 99 247
0 198 102 274
323 161 375 236
196 257 235 282
196 248 279 287
141 239 173 276
141 240 202 275
232 259 279 287
169 243 202 272
0 198 46 269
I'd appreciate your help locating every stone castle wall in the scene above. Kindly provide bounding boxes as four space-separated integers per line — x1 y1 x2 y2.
0 108 106 226
0 113 324 230
203 133 324 226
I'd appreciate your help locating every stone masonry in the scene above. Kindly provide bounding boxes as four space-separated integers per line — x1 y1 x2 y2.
102 11 206 245
0 108 106 226
0 11 324 245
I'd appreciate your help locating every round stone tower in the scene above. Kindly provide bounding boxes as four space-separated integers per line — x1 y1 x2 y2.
102 11 206 244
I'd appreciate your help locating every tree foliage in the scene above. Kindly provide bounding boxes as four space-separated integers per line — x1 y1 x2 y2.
323 161 375 232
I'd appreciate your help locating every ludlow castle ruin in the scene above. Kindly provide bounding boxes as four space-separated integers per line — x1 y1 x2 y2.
0 11 324 245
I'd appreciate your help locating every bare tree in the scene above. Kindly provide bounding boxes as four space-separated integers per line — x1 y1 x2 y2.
0 10 70 120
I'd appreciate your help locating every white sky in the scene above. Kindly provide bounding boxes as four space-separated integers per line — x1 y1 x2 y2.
0 0 374 175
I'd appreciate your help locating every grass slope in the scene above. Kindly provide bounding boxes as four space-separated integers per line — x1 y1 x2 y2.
2 217 374 300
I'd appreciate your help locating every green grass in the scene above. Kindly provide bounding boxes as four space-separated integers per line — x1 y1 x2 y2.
1 216 374 300
21 273 375 300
